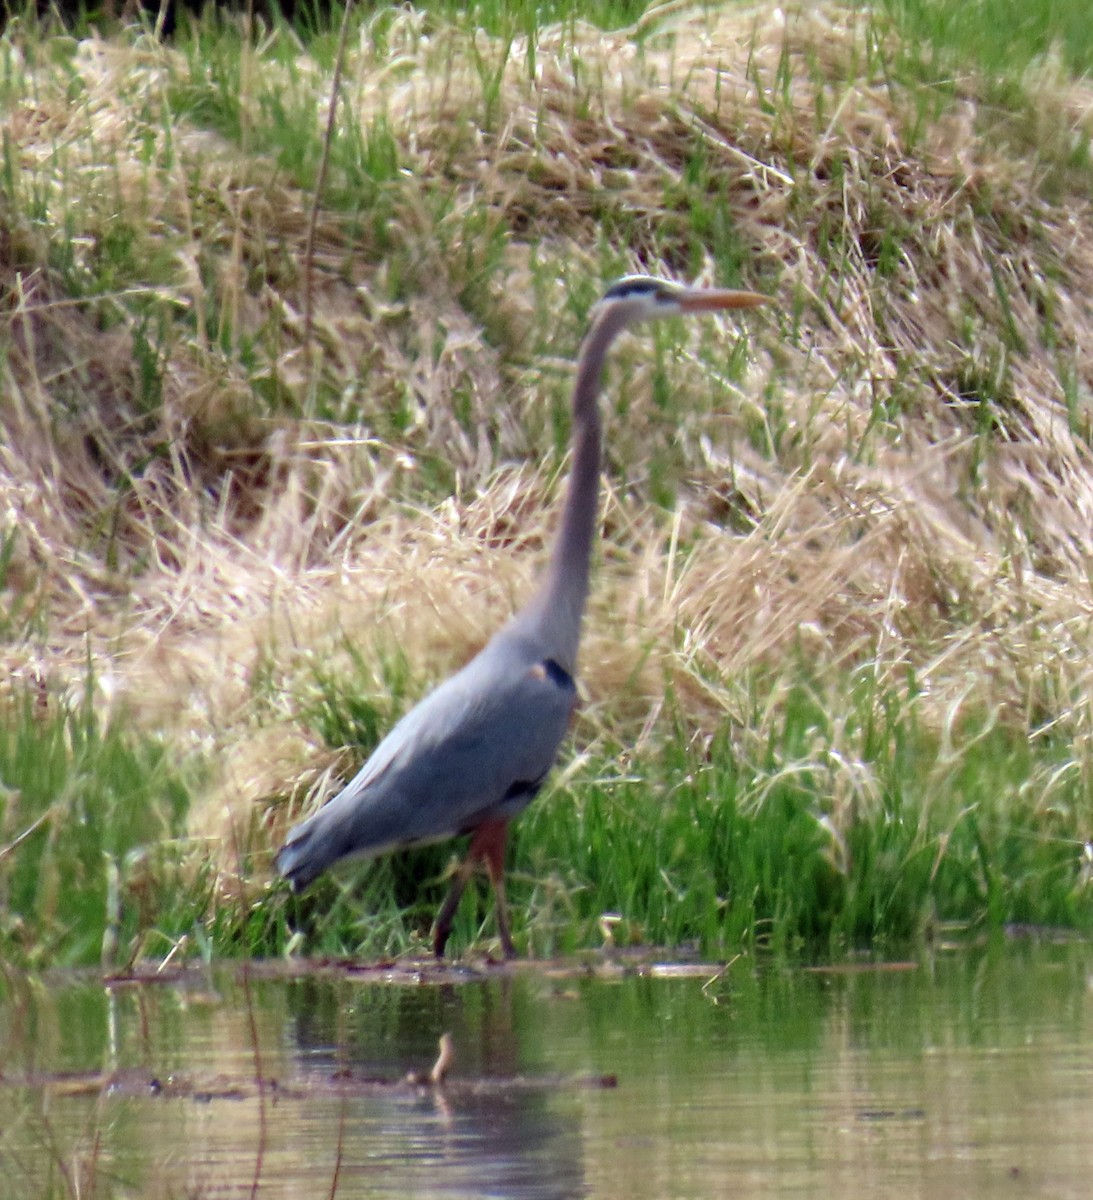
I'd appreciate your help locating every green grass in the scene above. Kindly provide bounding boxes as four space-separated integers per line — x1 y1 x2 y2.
878 0 1093 80
873 0 1093 194
261 668 1093 962
0 681 194 969
0 657 1090 967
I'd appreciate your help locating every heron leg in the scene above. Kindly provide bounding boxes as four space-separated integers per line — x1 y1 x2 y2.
433 859 473 959
475 819 515 960
431 819 514 960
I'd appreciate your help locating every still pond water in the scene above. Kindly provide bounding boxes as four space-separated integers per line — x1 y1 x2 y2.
2 943 1092 1198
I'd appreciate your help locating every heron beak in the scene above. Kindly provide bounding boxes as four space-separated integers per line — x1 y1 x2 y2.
677 288 771 312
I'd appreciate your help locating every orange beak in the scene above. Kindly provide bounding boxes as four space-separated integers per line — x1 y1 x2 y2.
677 287 771 312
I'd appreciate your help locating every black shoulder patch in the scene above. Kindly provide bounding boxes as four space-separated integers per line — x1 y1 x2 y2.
541 658 576 692
502 776 545 804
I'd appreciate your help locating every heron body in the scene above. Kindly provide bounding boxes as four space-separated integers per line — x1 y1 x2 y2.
276 631 576 884
275 275 768 957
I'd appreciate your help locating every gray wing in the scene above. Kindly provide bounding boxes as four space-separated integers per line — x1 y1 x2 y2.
275 637 577 890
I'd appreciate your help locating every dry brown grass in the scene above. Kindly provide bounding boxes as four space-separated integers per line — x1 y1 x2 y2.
5 2 1093 867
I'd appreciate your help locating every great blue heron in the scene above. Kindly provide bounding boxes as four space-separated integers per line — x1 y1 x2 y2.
275 275 769 958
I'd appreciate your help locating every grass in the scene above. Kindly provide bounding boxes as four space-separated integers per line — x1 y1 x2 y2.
6 661 1087 968
881 0 1093 82
2 0 1093 968
0 678 193 969
267 664 1093 962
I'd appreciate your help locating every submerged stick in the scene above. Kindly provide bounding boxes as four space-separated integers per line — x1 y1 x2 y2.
405 1032 455 1087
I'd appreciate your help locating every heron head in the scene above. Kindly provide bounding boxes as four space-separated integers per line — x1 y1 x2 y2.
597 275 770 325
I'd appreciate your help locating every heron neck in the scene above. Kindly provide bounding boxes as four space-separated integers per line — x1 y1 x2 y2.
513 309 621 674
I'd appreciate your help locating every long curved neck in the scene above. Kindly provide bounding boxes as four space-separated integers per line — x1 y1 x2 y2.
509 304 633 674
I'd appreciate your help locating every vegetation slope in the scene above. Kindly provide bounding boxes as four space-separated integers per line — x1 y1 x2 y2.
3 0 1093 964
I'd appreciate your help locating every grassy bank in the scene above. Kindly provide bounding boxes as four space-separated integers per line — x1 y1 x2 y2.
2 0 1093 967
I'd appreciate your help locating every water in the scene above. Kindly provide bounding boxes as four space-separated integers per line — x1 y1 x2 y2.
1 943 1092 1198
